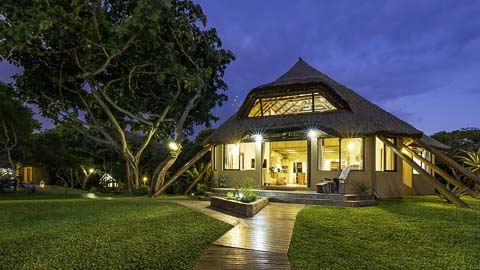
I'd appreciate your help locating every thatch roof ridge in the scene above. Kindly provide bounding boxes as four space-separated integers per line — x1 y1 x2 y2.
419 135 450 150
207 58 423 144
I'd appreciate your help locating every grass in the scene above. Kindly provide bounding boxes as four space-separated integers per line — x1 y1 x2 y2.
289 196 480 270
0 197 231 269
0 185 93 200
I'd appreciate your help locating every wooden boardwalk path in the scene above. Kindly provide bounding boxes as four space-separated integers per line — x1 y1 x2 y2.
176 200 304 270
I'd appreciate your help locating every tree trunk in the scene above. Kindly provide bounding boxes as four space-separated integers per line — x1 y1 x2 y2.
150 152 180 197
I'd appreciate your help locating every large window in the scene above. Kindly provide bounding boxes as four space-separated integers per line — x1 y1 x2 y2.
318 138 364 171
375 137 396 171
248 92 336 117
341 138 364 170
319 138 340 171
224 143 256 170
224 144 240 170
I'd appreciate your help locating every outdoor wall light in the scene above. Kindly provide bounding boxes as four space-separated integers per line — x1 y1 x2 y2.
168 141 179 151
308 129 317 138
253 134 263 142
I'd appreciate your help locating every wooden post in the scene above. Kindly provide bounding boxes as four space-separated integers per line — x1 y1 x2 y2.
378 136 468 208
402 145 477 198
155 145 211 195
183 162 211 195
416 140 480 186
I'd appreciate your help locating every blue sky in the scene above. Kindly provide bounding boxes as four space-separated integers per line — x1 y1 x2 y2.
199 0 480 134
1 0 479 135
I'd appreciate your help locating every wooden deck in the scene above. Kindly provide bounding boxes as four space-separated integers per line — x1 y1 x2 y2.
194 245 290 270
212 188 378 207
181 202 304 270
213 203 304 253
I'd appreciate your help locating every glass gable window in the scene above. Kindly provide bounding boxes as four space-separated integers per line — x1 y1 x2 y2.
318 138 364 171
375 137 396 171
224 143 256 170
248 92 336 117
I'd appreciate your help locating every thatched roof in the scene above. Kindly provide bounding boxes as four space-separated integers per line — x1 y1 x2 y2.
418 135 450 150
208 58 423 144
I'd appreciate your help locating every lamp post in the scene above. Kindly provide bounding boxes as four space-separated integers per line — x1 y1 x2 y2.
142 176 148 186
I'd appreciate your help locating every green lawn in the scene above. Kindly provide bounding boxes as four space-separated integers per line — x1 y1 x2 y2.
0 198 231 269
289 196 480 270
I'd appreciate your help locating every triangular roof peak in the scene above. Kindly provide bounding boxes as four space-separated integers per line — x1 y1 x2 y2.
275 57 327 82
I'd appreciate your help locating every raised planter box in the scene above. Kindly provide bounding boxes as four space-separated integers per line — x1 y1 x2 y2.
210 196 269 217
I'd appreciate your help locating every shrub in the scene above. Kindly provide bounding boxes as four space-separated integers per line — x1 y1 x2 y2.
195 183 209 195
214 175 229 188
351 180 371 194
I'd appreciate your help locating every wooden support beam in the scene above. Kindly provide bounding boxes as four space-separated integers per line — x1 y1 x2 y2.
183 161 212 195
416 140 480 186
378 136 468 208
402 145 477 198
155 145 211 195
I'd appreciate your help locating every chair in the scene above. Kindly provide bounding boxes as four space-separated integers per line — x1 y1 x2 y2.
320 167 351 193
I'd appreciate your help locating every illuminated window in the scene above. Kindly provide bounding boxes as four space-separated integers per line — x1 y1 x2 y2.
375 137 396 171
224 144 240 170
319 138 364 171
341 138 364 170
213 145 218 171
413 148 431 175
248 92 336 117
319 138 340 171
224 143 256 170
240 143 256 170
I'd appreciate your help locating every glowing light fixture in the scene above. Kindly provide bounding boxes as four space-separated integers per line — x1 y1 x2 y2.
88 168 94 174
253 134 263 142
39 180 45 189
168 141 179 151
308 129 317 138
231 144 240 155
142 176 148 185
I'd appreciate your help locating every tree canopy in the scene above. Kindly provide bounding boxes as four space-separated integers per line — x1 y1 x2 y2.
431 128 480 156
0 0 234 193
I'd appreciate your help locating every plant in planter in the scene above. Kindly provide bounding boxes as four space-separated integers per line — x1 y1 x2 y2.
211 178 267 217
226 178 257 203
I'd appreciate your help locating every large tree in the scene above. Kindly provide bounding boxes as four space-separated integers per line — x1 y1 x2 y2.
0 82 39 172
0 0 234 194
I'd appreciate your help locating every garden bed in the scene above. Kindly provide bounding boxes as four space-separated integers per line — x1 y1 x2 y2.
210 196 269 217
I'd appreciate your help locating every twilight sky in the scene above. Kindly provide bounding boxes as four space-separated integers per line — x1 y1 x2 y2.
1 0 479 135
199 0 480 135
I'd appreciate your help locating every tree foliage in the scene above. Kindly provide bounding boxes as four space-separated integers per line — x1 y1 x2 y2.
431 128 480 156
0 0 234 193
0 82 39 169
